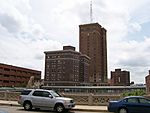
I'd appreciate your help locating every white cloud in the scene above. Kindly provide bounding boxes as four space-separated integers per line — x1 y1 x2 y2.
0 0 63 78
109 37 150 83
0 0 150 83
95 0 150 83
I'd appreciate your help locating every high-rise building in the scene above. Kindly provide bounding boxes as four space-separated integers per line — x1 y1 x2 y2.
79 23 107 85
0 63 41 87
44 46 90 86
111 69 130 86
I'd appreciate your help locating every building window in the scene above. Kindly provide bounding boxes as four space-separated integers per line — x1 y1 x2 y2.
118 77 121 83
4 68 10 71
47 65 49 68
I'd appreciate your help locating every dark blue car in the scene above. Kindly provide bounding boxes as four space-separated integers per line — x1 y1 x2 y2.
108 96 150 113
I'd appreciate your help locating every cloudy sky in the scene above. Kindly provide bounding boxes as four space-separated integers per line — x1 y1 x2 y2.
0 0 150 84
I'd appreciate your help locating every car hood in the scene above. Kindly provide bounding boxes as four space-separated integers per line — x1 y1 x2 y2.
109 101 119 103
56 97 73 101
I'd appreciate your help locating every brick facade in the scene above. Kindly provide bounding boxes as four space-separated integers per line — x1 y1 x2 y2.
111 69 130 86
146 70 150 94
44 46 90 86
0 63 41 87
79 23 107 85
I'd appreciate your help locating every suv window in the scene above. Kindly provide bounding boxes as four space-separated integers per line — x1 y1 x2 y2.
51 90 61 97
21 90 32 95
43 91 51 97
32 91 51 97
32 91 43 97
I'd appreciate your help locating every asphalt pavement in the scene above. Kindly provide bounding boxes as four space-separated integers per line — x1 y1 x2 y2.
0 100 108 112
0 105 110 113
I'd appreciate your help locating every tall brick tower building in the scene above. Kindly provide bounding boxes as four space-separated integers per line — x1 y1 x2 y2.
79 23 107 85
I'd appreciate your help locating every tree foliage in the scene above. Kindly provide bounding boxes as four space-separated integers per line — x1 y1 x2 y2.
122 89 146 97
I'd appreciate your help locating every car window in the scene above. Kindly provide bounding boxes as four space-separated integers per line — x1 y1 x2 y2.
122 98 127 103
32 91 43 97
127 98 139 103
21 90 32 95
139 98 150 104
51 91 61 97
42 91 51 97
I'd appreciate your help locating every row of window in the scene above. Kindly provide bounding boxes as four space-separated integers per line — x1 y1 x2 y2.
22 90 54 98
46 60 80 64
0 80 24 83
0 74 31 78
0 69 40 75
46 55 79 59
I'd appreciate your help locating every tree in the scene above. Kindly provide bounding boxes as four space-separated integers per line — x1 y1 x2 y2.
122 89 146 97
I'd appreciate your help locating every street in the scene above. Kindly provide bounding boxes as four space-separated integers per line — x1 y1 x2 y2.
0 106 110 113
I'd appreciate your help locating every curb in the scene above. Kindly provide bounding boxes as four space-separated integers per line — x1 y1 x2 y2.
72 108 108 112
0 103 20 107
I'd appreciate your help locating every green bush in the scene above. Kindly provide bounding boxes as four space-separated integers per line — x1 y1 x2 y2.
122 89 146 97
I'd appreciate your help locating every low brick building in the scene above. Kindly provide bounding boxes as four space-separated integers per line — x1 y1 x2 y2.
44 46 90 86
111 69 130 86
146 70 150 94
0 63 41 87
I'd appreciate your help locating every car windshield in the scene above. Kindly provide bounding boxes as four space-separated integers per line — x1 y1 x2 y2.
118 98 127 103
51 91 61 97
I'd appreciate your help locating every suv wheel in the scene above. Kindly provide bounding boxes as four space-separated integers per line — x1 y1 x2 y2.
118 108 128 113
23 101 32 111
55 104 65 113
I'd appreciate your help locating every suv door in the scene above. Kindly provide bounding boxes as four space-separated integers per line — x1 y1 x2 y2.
32 91 55 108
32 91 44 107
42 91 55 108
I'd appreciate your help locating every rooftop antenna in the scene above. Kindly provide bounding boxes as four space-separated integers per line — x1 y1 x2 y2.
90 0 93 23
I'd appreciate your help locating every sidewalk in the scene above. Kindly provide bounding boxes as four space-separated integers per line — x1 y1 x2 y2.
0 100 108 112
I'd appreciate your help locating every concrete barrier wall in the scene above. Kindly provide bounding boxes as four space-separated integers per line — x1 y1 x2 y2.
64 93 121 105
3 91 150 105
0 91 20 101
0 91 122 105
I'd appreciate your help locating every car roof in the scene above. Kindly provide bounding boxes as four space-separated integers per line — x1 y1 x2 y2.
124 96 145 99
23 89 53 92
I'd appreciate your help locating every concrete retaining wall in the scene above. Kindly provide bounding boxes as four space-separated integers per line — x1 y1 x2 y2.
0 91 122 105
